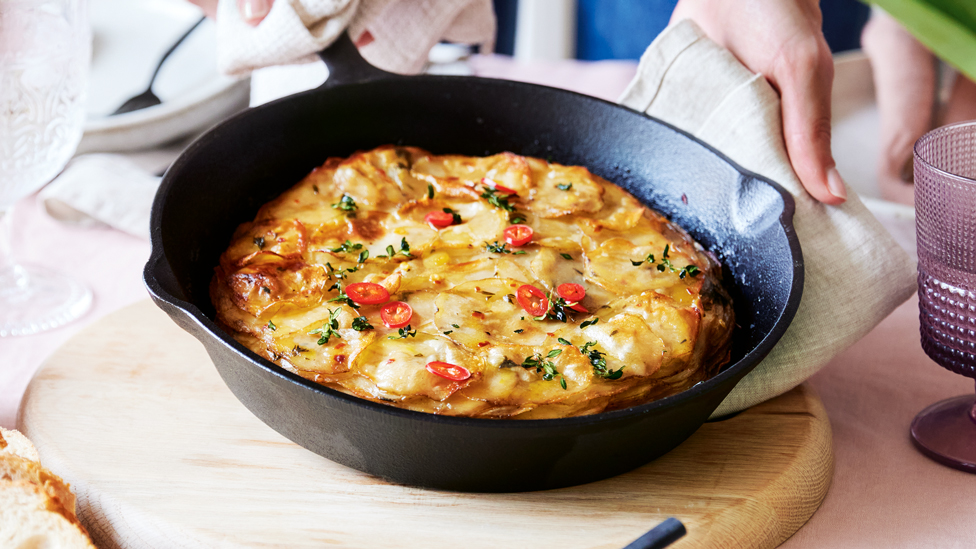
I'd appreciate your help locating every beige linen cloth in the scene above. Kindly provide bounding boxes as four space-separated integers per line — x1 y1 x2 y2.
43 10 916 415
622 21 916 416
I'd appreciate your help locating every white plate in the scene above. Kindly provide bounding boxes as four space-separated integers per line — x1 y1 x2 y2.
79 0 249 153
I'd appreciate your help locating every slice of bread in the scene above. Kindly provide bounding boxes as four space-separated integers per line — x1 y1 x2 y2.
0 428 96 548
0 453 77 515
0 480 95 549
0 427 41 462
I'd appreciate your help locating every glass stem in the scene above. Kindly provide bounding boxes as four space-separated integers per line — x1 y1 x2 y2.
970 380 976 426
0 210 12 271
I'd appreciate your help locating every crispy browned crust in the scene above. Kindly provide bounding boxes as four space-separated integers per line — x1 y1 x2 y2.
212 146 734 418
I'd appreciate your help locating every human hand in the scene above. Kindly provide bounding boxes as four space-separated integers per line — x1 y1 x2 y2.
186 0 272 26
862 10 976 206
671 0 846 205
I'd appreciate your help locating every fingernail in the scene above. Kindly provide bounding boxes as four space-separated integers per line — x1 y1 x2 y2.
355 30 375 48
827 167 847 201
240 0 270 24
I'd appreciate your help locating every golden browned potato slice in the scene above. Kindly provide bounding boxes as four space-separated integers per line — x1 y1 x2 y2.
275 307 378 375
224 259 330 318
413 152 533 194
576 183 646 234
350 333 481 401
434 278 549 347
578 312 666 378
222 219 307 267
583 238 701 296
524 157 604 218
334 152 411 208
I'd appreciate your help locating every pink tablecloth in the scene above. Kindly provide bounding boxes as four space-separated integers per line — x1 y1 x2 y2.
1 55 973 548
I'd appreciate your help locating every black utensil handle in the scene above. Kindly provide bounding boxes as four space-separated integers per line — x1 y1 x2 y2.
317 31 398 89
622 518 687 549
150 15 206 86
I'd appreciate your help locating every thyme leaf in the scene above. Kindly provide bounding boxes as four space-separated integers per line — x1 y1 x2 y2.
485 241 527 255
388 325 417 340
580 318 599 329
443 207 462 224
351 316 373 331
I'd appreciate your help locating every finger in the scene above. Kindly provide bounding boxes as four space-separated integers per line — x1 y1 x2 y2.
238 0 272 26
942 75 976 126
862 12 935 182
186 0 218 19
775 40 846 205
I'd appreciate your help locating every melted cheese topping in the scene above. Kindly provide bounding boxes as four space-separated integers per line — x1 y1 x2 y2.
211 146 734 418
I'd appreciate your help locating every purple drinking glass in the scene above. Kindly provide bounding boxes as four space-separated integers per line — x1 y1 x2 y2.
913 120 976 473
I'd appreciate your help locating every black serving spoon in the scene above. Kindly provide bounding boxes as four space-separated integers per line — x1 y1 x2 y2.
112 16 206 115
622 518 687 549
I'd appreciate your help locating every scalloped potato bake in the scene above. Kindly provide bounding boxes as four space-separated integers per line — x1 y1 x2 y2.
211 146 734 419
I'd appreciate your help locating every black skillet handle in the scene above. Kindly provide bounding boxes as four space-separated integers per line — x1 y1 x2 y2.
317 31 399 88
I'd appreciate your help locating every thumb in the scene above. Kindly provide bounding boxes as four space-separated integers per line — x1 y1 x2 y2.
775 43 847 205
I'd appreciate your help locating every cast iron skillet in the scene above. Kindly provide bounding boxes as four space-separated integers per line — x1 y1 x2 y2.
145 34 803 492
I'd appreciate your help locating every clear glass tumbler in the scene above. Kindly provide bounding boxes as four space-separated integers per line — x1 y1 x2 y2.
913 120 976 473
0 0 92 336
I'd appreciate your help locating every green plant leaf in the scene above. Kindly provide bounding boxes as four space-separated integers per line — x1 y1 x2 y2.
870 0 976 81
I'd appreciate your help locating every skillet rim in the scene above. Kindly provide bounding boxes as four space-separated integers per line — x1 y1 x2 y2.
145 73 804 429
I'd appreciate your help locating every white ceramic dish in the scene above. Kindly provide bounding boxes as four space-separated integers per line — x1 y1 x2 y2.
79 0 249 153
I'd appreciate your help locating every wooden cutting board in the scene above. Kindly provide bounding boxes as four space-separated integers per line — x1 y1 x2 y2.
19 300 832 549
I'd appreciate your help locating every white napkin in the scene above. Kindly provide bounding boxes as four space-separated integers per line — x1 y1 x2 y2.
216 0 495 76
619 20 917 416
38 155 160 240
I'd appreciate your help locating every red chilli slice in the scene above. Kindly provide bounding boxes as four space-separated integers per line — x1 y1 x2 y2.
516 284 548 317
380 301 413 328
481 177 517 195
426 361 471 381
557 283 585 303
503 224 534 247
425 211 455 228
344 282 390 305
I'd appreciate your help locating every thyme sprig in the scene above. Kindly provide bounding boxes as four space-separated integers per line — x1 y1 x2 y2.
481 185 525 224
351 316 373 331
309 308 343 345
480 186 516 211
327 240 363 254
331 194 358 216
388 325 417 340
631 244 701 279
485 241 527 255
522 349 567 389
326 285 361 309
325 262 358 281
377 238 413 259
534 291 570 322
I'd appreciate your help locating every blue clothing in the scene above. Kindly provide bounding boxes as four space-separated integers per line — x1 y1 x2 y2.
493 0 871 59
